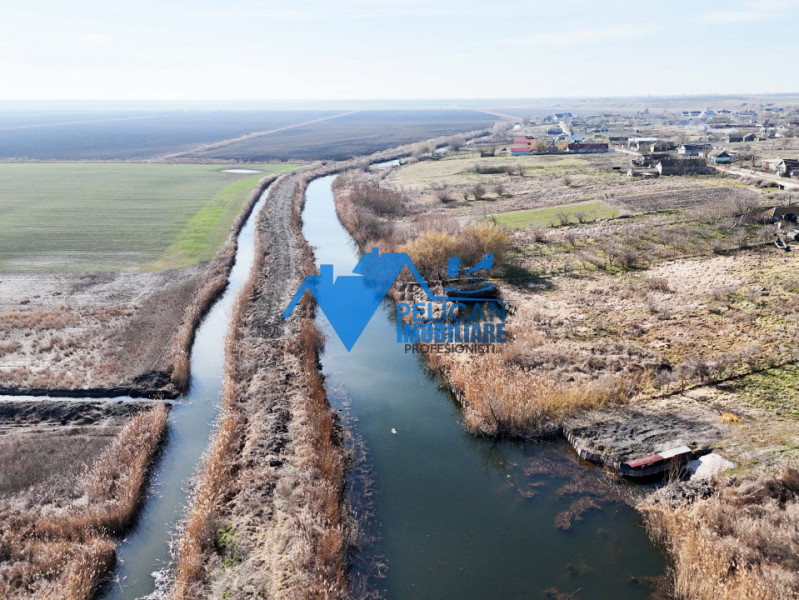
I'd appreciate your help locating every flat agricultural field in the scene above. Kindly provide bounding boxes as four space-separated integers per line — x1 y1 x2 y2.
0 110 338 160
193 110 494 161
0 163 296 272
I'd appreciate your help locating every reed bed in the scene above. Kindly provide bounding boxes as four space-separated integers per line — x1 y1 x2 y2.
641 466 799 600
0 404 168 600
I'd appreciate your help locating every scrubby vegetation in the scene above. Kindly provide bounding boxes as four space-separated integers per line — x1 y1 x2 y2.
397 223 510 280
641 466 799 600
0 404 168 600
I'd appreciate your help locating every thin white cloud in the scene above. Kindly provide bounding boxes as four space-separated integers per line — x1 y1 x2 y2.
698 10 764 23
699 0 799 24
502 24 660 47
188 1 472 20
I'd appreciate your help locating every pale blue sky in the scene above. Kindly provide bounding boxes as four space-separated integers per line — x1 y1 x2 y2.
1 0 797 100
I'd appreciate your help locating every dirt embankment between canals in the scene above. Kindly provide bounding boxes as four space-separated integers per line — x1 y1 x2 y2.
0 174 278 399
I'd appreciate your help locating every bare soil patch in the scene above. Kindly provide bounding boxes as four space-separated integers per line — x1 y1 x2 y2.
0 268 203 397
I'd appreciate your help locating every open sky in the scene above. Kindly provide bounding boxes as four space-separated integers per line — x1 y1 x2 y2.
1 0 797 100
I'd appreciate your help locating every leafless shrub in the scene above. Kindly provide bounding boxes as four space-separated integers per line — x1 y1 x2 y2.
564 231 578 247
675 359 712 384
530 227 549 243
412 142 434 158
447 134 467 151
645 277 671 293
353 208 395 242
349 182 406 217
473 163 510 175
434 185 455 203
471 183 487 201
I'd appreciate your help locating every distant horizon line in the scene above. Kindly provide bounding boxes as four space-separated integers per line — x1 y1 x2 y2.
0 94 797 115
0 92 798 103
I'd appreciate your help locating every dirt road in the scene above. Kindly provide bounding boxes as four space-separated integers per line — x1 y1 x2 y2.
719 165 799 190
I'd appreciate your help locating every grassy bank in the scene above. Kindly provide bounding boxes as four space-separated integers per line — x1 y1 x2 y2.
167 174 277 392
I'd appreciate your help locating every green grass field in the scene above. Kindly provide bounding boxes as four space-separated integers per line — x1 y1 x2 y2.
0 163 296 272
489 200 619 229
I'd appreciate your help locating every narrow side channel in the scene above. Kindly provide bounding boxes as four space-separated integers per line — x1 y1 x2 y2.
102 186 272 600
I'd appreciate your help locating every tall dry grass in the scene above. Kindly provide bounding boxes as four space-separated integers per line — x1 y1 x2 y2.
443 352 649 436
641 466 799 600
36 403 169 538
0 404 168 600
397 222 511 280
171 267 251 597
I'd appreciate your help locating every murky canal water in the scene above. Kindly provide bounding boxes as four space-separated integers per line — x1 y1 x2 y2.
302 175 666 600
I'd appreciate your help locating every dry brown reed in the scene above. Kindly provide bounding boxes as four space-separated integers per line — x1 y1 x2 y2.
641 466 799 600
171 170 351 599
0 404 168 600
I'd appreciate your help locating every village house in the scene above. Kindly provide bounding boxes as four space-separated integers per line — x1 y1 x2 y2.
714 150 734 164
646 140 676 153
567 142 609 154
628 137 658 151
609 136 629 149
777 158 799 177
510 136 536 156
678 142 712 157
656 158 714 176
